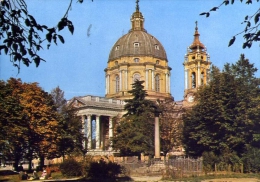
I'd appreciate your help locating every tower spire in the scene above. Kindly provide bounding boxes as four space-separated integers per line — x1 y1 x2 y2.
188 21 205 50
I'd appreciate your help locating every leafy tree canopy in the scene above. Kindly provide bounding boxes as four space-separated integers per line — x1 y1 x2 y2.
51 86 85 158
183 54 260 157
200 0 260 48
0 78 60 170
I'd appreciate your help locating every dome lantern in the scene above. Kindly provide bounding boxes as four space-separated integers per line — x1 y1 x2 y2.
131 0 145 31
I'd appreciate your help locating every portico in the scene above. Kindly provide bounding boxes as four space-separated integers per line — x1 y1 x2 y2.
68 95 125 155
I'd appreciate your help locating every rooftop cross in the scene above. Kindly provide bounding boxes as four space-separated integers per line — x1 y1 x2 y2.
136 0 139 12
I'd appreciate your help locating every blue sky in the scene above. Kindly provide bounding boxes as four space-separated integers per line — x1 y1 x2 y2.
1 0 259 101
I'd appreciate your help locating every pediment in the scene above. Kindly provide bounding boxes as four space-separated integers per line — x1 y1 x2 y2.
68 98 86 108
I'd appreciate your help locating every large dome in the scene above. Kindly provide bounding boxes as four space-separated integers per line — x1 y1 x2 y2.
108 30 167 61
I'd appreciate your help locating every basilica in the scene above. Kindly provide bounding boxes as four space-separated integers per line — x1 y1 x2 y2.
68 1 211 156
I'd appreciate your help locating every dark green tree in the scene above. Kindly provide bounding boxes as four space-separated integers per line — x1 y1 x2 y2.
200 0 260 48
112 80 158 158
183 54 260 158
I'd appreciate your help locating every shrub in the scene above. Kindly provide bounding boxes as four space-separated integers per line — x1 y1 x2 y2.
49 164 60 172
59 158 83 177
87 159 122 179
242 147 260 173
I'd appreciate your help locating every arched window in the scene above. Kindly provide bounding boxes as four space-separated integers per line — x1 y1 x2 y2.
115 75 120 93
133 73 141 82
201 72 204 85
134 58 139 63
192 72 196 88
155 74 160 92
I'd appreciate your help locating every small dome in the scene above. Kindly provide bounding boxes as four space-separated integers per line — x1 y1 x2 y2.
108 30 167 61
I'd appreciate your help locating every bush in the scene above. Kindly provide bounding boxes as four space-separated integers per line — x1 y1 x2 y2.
242 147 260 173
59 158 83 177
87 159 122 179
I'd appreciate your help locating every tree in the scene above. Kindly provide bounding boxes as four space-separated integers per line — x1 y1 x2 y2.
0 0 87 71
158 98 183 156
50 86 66 113
112 80 158 158
183 54 260 158
200 0 260 48
50 86 85 159
0 78 61 170
0 78 26 170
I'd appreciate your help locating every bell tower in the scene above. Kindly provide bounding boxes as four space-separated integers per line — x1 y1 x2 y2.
183 22 211 105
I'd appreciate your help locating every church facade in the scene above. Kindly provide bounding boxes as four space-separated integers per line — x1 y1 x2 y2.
68 2 211 156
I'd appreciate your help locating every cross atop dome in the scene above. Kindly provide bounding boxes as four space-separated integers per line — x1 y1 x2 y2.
136 0 139 12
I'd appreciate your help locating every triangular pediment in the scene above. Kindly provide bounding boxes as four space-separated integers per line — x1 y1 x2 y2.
68 98 86 108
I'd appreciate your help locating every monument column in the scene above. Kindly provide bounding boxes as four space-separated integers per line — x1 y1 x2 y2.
154 114 160 159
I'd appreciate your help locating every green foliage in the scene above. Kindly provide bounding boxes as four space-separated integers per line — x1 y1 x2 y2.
242 146 260 173
0 0 86 71
202 150 242 173
112 80 158 157
87 160 122 179
124 80 158 117
59 158 83 177
183 54 260 158
50 86 85 159
200 0 260 48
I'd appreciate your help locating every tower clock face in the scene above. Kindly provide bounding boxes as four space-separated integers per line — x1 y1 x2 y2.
187 94 195 103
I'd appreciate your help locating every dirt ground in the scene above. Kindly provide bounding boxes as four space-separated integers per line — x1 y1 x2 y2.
131 176 260 182
202 178 260 182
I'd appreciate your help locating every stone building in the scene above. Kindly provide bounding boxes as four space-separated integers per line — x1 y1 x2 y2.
68 1 211 156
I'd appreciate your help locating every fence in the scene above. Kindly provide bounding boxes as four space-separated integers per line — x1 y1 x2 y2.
116 157 203 177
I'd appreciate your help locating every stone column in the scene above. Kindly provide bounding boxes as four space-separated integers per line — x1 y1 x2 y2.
154 116 160 159
100 120 104 150
184 69 188 89
109 117 113 150
96 115 100 149
146 69 148 89
152 70 154 90
107 75 110 94
105 75 107 94
165 73 168 93
168 73 171 93
120 70 122 91
125 70 128 90
198 62 201 86
87 115 92 149
81 115 86 149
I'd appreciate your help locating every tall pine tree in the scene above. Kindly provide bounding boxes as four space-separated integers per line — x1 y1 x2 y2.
112 80 158 157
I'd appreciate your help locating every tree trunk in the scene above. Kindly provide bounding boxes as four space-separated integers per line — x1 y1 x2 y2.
39 155 45 170
28 158 32 171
